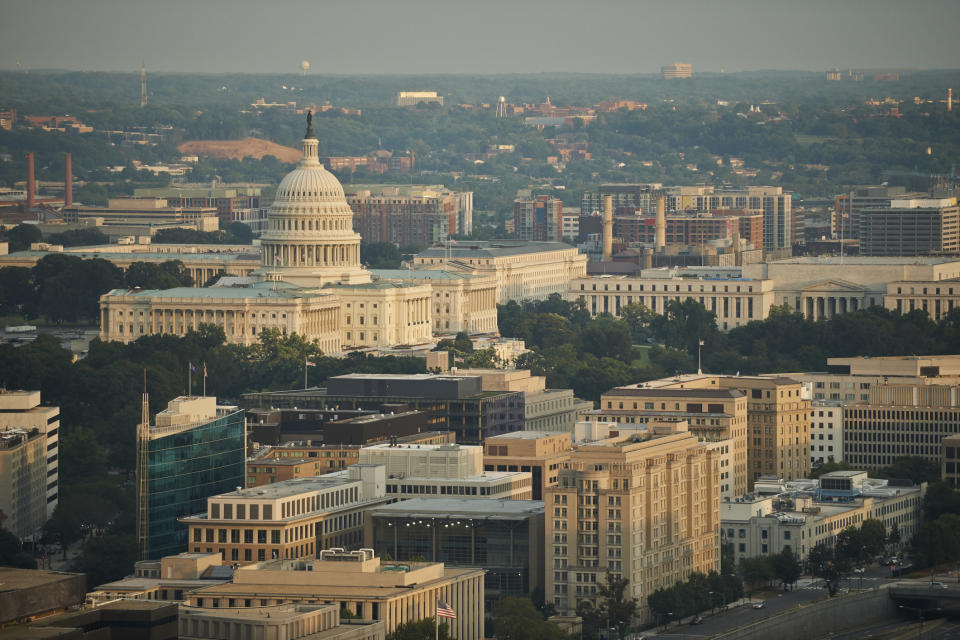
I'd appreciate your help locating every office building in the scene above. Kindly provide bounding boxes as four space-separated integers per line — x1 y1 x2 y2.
590 382 747 497
138 396 246 560
246 431 453 486
545 422 720 622
571 270 775 331
396 91 443 106
180 465 389 565
61 197 220 233
833 186 916 239
843 383 960 469
412 240 588 303
811 401 844 466
722 471 924 563
267 373 524 444
180 603 386 640
89 551 233 603
367 498 544 610
0 390 58 538
885 278 960 321
514 195 564 242
483 431 572 501
451 368 592 432
359 443 533 500
135 185 269 233
661 63 692 79
185 549 485 640
859 197 960 256
791 355 960 403
942 434 960 489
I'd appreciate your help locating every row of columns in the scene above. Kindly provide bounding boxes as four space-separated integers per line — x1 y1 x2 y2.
802 295 860 321
263 243 359 268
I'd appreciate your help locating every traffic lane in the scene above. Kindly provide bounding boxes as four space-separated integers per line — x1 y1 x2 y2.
653 590 828 639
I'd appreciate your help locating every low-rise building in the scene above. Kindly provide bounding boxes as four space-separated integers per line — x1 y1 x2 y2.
722 471 925 562
180 603 385 640
483 431 573 500
185 549 484 639
61 197 219 233
367 498 544 610
180 465 390 564
885 279 960 321
89 552 232 603
359 442 532 500
135 185 269 233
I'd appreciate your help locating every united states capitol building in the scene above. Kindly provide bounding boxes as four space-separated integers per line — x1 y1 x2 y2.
98 117 585 352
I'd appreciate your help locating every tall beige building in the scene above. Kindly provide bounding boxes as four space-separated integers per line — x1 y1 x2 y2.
0 390 59 538
545 423 720 623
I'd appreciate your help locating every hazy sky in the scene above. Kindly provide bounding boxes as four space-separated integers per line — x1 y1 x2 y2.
2 0 958 75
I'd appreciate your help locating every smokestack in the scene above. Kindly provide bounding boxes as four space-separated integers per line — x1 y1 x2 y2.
949 88 953 112
602 194 613 262
655 193 666 251
64 153 73 207
25 152 35 211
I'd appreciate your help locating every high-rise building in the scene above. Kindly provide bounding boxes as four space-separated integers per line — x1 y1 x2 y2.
545 422 720 622
833 186 913 239
483 431 573 500
859 197 960 257
345 185 461 246
661 63 692 79
580 184 663 217
514 195 564 242
0 390 59 538
137 396 246 560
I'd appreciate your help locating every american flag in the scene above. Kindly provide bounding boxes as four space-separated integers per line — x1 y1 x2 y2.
436 601 456 619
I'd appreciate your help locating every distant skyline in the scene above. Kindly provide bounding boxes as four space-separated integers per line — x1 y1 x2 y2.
2 0 958 75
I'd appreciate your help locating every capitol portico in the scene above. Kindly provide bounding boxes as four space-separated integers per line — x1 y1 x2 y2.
99 115 488 351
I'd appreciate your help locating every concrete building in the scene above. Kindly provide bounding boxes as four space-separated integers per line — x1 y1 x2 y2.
367 498 544 610
61 197 220 233
590 383 747 497
545 422 720 623
0 568 86 626
451 368 592 432
346 185 465 246
180 466 390 565
180 603 385 640
396 91 443 106
580 184 663 217
843 383 960 469
722 471 925 562
483 431 573 501
788 355 960 403
571 269 775 331
371 269 498 336
885 278 960 320
413 240 587 303
138 396 246 560
833 186 917 239
942 434 960 488
811 401 844 466
859 197 960 257
135 185 269 233
662 63 693 79
514 195 564 242
89 551 232 603
358 443 533 500
0 390 58 538
742 256 960 321
185 549 485 640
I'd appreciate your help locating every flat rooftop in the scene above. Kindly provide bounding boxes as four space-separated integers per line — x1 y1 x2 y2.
0 568 83 593
369 497 544 517
604 388 743 399
214 476 360 499
486 430 569 440
771 256 960 265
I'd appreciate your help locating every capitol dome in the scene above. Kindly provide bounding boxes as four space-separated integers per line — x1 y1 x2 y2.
258 113 370 286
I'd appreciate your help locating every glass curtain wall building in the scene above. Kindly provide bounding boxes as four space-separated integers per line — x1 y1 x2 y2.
368 498 544 610
138 396 246 560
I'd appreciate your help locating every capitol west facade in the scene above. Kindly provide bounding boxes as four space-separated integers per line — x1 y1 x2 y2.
99 119 490 351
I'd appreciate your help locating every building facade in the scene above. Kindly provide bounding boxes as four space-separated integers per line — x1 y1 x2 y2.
367 498 544 610
514 195 564 242
138 396 246 560
545 424 720 623
180 465 389 565
858 197 960 257
483 431 573 501
0 390 59 539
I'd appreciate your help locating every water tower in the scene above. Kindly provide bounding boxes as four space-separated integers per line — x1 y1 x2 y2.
300 60 310 76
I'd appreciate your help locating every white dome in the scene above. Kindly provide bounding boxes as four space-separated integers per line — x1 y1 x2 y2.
273 138 346 204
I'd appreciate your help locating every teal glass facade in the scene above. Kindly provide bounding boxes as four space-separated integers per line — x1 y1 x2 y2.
144 409 245 559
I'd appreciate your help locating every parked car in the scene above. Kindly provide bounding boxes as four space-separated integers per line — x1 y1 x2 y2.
690 616 704 625
931 582 948 589
752 601 766 609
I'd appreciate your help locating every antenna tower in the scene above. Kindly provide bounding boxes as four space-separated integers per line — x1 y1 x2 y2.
140 61 148 108
136 373 150 560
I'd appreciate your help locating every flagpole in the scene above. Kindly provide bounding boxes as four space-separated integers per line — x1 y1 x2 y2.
203 361 207 397
188 362 192 397
435 602 439 640
305 357 309 390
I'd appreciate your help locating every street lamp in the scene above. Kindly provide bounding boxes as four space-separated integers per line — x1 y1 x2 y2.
708 591 716 615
